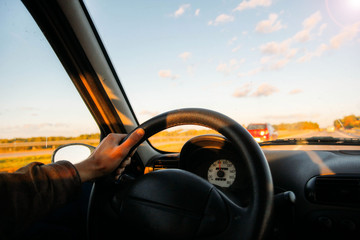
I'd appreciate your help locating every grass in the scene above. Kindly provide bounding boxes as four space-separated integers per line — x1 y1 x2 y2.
0 155 52 173
150 142 184 152
150 129 318 152
0 138 99 173
277 129 316 138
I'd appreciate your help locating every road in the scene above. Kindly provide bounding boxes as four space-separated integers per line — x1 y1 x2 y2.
262 130 360 151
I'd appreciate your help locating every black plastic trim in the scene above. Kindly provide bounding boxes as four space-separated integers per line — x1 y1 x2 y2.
79 0 139 128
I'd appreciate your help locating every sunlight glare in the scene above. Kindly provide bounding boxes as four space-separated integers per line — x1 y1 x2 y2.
349 0 360 8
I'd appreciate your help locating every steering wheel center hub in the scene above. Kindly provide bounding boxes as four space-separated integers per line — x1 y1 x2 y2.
113 169 229 239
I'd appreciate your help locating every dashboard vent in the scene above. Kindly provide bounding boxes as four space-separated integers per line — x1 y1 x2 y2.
305 175 360 207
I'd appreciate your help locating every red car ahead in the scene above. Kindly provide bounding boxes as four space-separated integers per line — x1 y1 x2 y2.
247 123 278 142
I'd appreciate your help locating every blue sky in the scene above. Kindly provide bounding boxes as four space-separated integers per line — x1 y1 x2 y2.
1 0 360 138
84 0 360 125
0 0 98 138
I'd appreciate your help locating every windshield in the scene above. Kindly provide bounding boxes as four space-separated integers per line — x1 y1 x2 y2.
248 124 267 130
84 0 360 149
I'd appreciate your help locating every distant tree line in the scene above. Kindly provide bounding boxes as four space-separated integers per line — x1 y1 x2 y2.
334 115 360 129
0 133 100 144
2 114 359 145
273 122 319 131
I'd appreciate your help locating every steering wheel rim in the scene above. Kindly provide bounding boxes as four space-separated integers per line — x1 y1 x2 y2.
88 108 273 240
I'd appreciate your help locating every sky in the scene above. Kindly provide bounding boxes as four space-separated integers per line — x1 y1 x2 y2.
0 0 99 138
0 0 360 138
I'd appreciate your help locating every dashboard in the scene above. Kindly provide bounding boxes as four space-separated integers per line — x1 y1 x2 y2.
145 135 360 240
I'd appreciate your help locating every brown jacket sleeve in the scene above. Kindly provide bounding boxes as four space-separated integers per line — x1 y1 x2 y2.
0 161 82 238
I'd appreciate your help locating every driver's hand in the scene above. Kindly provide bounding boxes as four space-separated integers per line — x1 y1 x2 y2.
74 128 145 182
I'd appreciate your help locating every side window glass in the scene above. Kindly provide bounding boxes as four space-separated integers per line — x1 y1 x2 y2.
0 1 99 172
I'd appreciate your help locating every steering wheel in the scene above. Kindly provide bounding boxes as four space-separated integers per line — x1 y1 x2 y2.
88 108 273 240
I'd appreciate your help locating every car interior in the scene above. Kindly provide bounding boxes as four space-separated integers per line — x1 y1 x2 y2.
2 0 360 239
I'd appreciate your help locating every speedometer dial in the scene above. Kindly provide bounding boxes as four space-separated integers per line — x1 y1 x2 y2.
207 159 236 187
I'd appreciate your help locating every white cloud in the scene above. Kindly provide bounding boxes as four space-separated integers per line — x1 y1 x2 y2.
297 43 328 63
259 40 291 55
158 70 172 78
297 22 360 62
293 11 322 43
173 4 190 18
302 11 322 30
269 58 290 70
330 22 360 49
253 11 358 74
216 58 245 74
195 9 200 16
255 13 285 33
256 27 301 72
158 70 179 80
254 38 298 72
228 36 238 45
289 89 303 95
260 56 271 64
232 82 278 98
285 48 298 59
178 51 192 61
293 29 311 43
258 46 297 71
256 12 324 70
208 14 234 26
242 12 357 76
216 63 228 73
238 67 263 78
255 11 325 70
233 83 252 97
252 83 278 97
234 0 272 11
232 45 242 52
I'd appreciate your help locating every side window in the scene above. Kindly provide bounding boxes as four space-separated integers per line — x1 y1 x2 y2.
0 1 99 172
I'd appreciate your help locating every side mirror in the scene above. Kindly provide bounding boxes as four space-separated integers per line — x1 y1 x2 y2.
52 143 96 165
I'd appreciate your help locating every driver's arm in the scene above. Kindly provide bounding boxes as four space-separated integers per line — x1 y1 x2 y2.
0 129 144 238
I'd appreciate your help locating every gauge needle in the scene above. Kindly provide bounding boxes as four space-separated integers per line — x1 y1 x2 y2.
218 160 221 171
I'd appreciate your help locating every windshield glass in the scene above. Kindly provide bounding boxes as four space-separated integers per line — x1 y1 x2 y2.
84 0 360 149
248 124 267 130
0 0 100 172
